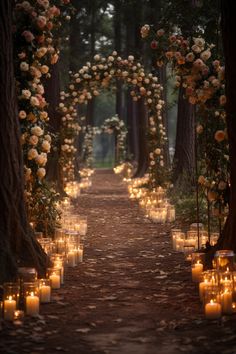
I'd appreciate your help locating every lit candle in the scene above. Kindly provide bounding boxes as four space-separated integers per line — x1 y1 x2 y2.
39 283 51 303
79 223 87 236
191 261 203 282
68 250 77 267
77 248 83 263
205 300 222 319
221 290 233 314
199 279 210 301
4 296 16 321
54 262 64 284
26 292 39 316
49 272 61 289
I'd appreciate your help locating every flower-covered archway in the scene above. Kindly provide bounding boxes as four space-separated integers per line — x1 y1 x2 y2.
59 51 168 189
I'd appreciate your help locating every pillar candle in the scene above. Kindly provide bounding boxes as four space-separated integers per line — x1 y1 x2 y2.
49 273 61 289
191 262 203 282
79 223 87 236
26 293 39 316
205 300 222 319
77 248 83 263
4 296 16 321
221 291 233 314
199 280 210 301
68 251 76 267
39 285 51 303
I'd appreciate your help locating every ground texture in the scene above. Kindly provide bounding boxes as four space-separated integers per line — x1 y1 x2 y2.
1 170 236 354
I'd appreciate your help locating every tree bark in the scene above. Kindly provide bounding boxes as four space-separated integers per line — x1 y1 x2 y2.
114 0 123 117
172 87 195 187
216 0 236 251
0 0 48 283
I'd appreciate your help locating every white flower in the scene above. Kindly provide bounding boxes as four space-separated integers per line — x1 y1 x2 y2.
20 61 29 71
22 89 31 99
200 50 211 61
44 134 51 142
31 126 44 136
30 96 40 106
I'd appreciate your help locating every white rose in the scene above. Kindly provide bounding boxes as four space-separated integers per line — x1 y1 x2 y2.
30 96 40 106
37 167 46 179
19 110 27 119
31 126 44 136
35 153 47 166
22 89 31 99
41 140 51 152
20 61 29 71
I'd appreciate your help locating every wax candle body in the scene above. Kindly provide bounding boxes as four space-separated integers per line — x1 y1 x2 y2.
77 248 83 262
26 294 39 316
221 291 232 314
4 298 16 321
50 274 61 289
205 301 221 319
39 285 51 303
79 224 87 236
68 251 76 267
199 280 210 301
191 263 203 282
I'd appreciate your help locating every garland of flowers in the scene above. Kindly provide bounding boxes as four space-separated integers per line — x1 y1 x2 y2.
59 52 168 189
141 24 228 220
14 0 72 234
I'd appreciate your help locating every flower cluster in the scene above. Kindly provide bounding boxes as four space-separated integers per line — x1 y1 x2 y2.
60 52 168 188
14 0 72 232
141 24 229 218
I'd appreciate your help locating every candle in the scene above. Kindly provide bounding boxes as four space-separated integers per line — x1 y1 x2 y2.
199 280 210 301
39 284 51 303
221 290 233 314
4 296 16 321
77 248 83 263
205 300 222 319
68 250 77 267
191 262 203 282
54 263 64 284
79 223 87 236
26 292 39 316
49 273 61 289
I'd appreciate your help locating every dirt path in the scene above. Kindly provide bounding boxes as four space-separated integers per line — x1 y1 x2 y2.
1 170 236 354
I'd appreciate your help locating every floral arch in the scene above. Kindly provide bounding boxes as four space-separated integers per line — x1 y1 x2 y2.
59 51 168 189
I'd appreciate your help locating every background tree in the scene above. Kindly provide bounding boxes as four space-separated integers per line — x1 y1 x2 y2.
0 0 47 283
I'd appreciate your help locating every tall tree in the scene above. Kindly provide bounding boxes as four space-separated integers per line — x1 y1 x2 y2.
0 0 47 283
216 0 236 251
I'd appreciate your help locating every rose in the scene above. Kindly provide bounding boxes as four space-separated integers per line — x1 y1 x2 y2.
20 62 29 71
36 47 47 58
41 65 49 74
36 15 47 28
150 40 158 49
35 153 47 166
19 110 27 119
140 24 150 38
41 140 51 152
21 89 31 99
200 50 211 61
37 167 46 179
28 148 38 160
30 96 40 106
22 30 34 42
29 135 39 146
31 126 44 136
214 130 225 142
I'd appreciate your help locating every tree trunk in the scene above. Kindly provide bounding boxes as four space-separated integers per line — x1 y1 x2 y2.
172 87 195 188
0 1 48 283
44 62 62 187
216 0 236 251
133 98 149 177
114 0 123 117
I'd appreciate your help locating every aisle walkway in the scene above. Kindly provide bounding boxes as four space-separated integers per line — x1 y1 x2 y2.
1 170 236 354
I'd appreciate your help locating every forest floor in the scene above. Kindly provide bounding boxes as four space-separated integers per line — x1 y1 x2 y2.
1 169 236 354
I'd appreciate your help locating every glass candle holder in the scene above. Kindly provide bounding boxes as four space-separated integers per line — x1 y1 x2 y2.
3 283 20 321
23 282 40 316
18 267 37 282
38 279 51 303
204 284 222 319
174 232 185 252
47 268 61 289
214 250 235 272
67 246 77 267
77 244 84 263
50 254 65 284
220 281 233 315
78 216 87 236
167 206 175 222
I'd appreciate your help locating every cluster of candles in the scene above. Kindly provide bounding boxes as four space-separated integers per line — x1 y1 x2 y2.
171 226 219 259
1 182 90 322
127 177 175 223
190 250 236 319
79 168 94 190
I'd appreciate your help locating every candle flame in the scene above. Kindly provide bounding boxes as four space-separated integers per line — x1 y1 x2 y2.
210 299 214 304
9 296 12 301
30 292 34 296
